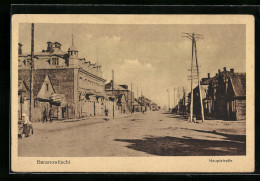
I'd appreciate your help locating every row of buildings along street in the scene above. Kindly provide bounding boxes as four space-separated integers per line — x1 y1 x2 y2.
18 39 246 122
172 67 246 121
17 23 246 157
18 40 158 122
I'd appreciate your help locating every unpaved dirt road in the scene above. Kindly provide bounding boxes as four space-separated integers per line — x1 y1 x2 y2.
18 111 246 157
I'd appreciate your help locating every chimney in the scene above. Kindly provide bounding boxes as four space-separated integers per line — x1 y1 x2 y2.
54 42 61 49
223 67 227 71
208 73 210 79
18 43 22 55
230 68 234 73
47 42 53 52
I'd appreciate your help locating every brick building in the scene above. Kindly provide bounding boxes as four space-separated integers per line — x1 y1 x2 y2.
105 80 134 113
18 39 108 121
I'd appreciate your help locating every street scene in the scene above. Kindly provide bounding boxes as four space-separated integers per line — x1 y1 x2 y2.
17 23 246 157
19 111 245 157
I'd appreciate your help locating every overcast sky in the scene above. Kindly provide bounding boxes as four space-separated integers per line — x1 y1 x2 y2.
19 23 246 108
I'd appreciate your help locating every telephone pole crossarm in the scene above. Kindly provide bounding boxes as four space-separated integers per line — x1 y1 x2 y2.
182 32 205 123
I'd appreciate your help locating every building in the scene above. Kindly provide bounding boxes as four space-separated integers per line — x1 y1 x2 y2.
105 80 135 113
137 95 152 112
150 102 158 111
18 39 108 121
212 68 246 120
185 67 246 121
18 80 30 120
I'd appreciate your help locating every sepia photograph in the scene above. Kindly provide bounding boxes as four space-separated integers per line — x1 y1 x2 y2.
11 14 254 172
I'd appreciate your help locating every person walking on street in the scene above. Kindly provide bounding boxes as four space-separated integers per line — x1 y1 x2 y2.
105 109 109 116
49 108 53 123
42 108 48 123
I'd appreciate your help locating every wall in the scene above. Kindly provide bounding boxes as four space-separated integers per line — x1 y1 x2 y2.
19 68 75 104
19 68 76 121
236 99 246 121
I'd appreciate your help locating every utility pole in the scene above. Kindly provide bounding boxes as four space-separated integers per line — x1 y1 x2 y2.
194 40 205 122
131 82 133 114
29 23 34 122
167 89 170 111
96 47 99 64
177 87 180 113
174 87 175 109
183 86 185 115
182 32 205 122
112 70 114 119
137 86 138 100
141 90 143 112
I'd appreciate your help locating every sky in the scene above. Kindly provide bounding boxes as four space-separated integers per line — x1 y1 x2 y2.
19 23 246 108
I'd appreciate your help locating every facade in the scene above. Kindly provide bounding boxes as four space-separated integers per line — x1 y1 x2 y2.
18 80 30 120
18 40 107 121
150 102 158 111
213 68 246 120
105 80 135 113
183 67 246 121
137 96 152 112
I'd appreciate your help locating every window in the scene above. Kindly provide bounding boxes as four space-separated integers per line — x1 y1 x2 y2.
46 83 49 91
51 58 59 65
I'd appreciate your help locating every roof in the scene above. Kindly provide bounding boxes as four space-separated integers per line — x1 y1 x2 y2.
68 44 78 51
18 70 56 98
230 73 246 97
201 77 212 85
18 80 28 92
50 93 67 105
105 81 128 91
20 48 66 57
96 92 107 98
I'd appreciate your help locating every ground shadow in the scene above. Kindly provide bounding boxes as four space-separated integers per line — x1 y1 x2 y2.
180 128 246 143
114 132 246 156
162 112 174 115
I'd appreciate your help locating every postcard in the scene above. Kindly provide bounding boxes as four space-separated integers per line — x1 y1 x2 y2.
11 14 254 172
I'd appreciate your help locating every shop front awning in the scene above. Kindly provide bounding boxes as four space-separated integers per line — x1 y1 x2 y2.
50 93 67 106
96 92 107 98
85 89 96 95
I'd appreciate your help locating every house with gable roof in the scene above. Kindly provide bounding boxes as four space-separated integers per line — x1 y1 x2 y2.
18 37 108 121
185 67 246 121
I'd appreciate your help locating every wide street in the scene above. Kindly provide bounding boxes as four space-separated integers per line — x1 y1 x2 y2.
18 111 246 157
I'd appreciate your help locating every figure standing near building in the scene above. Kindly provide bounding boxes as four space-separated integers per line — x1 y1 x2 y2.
22 113 33 137
42 108 48 123
105 108 109 116
49 107 53 123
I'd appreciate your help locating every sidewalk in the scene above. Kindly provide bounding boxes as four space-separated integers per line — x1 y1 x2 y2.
55 111 141 123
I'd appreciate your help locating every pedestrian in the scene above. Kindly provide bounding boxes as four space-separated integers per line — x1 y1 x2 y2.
42 108 48 123
105 109 109 116
22 113 33 137
49 108 53 123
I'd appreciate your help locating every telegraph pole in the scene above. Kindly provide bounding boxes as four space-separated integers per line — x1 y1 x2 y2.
182 32 204 122
131 82 133 114
141 90 143 112
194 40 205 122
29 23 34 122
174 87 175 109
167 89 170 111
112 70 114 119
96 47 99 64
137 86 138 100
183 86 185 115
